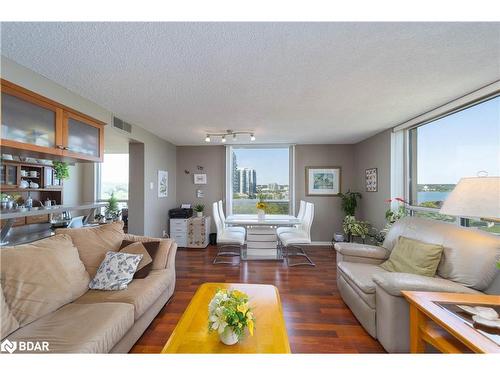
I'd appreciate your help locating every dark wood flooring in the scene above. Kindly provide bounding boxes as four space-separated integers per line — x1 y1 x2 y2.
130 245 385 353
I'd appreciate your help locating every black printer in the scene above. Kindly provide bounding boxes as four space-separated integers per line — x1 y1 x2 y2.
169 207 193 219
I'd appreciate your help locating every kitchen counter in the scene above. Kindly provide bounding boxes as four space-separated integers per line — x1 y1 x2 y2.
0 202 106 219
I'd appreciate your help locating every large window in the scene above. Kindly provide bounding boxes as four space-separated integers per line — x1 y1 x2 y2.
228 146 292 215
98 153 129 200
408 95 500 231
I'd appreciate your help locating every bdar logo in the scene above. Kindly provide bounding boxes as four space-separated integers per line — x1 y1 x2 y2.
1 339 17 354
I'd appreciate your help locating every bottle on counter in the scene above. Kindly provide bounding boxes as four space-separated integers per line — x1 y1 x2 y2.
25 192 33 208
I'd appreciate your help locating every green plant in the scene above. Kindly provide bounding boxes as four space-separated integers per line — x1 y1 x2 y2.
105 193 120 219
53 161 70 180
194 203 205 213
1 193 11 201
342 215 370 242
338 190 362 216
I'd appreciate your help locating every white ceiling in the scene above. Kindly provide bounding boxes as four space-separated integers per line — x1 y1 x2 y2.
1 22 499 145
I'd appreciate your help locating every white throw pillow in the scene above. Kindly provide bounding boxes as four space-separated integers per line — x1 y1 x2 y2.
89 251 143 291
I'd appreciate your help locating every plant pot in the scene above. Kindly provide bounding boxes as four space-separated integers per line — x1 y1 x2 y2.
196 211 203 218
257 209 265 220
219 327 239 345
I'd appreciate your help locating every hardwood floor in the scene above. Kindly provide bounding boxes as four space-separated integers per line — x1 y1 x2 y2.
130 245 385 353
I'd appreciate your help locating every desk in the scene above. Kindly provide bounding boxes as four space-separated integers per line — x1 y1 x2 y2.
161 283 290 353
225 214 300 260
402 291 500 353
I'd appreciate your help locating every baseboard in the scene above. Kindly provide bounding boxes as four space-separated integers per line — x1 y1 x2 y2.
309 241 334 246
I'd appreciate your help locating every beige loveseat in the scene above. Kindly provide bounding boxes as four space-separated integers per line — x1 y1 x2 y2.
0 222 177 353
334 216 500 353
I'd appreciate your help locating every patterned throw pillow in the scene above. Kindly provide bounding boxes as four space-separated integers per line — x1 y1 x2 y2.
89 251 143 291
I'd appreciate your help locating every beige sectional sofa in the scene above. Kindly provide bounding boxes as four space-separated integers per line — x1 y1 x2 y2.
334 216 500 353
0 222 177 353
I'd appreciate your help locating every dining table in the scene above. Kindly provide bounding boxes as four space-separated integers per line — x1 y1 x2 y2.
224 214 300 260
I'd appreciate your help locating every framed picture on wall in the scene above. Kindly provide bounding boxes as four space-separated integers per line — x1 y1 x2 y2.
158 170 168 197
305 166 341 196
193 173 207 184
365 168 378 192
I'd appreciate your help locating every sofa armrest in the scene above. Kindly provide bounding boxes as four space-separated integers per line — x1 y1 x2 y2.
334 242 389 262
123 234 177 270
372 273 482 297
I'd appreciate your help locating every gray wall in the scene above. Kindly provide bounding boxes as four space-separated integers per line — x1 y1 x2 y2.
294 145 357 242
353 129 392 231
176 146 226 232
1 57 177 238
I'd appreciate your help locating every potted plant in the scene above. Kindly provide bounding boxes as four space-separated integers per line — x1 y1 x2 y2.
105 193 120 221
194 203 205 218
256 193 267 220
208 288 255 345
53 161 70 183
342 215 370 243
338 190 362 216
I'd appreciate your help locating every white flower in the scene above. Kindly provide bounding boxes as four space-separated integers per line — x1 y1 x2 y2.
209 307 228 334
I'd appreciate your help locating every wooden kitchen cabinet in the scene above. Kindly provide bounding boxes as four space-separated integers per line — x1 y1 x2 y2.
1 79 105 162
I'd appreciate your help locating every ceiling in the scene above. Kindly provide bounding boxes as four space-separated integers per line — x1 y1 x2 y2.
1 22 499 145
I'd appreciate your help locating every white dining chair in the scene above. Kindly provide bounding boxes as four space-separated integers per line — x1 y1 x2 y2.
212 201 245 265
217 200 246 235
278 202 315 266
276 200 306 236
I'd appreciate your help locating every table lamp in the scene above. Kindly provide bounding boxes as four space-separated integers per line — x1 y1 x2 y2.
439 176 500 225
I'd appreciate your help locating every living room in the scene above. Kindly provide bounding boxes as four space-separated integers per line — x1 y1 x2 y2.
1 1 500 374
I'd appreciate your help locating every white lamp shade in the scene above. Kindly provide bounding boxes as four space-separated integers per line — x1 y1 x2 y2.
439 177 500 220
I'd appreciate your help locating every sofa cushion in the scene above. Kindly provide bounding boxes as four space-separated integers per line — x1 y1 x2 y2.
56 222 125 277
380 236 444 277
73 269 171 319
123 234 174 270
382 217 500 290
6 302 134 353
337 261 388 308
1 287 19 339
0 234 90 327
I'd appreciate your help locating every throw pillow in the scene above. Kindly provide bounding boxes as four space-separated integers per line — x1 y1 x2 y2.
55 221 125 277
89 251 143 291
119 240 161 276
380 236 444 277
118 242 153 278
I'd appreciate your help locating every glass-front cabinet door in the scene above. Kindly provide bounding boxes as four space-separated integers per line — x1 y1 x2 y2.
62 111 103 161
1 89 62 156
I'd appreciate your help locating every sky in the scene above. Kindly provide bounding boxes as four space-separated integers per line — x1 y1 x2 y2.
417 96 500 184
233 148 289 185
102 153 129 184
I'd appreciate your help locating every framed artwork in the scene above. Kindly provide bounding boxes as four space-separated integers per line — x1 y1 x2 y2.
365 168 378 192
158 170 168 198
193 173 207 184
305 167 341 196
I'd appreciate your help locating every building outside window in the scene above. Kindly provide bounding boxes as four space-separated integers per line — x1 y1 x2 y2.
408 95 499 232
228 146 292 215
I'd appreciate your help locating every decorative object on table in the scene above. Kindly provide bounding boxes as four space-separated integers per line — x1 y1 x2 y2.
193 173 207 184
256 193 267 220
196 189 204 198
333 232 345 242
105 193 120 221
208 288 255 345
158 170 168 197
342 215 370 243
194 203 205 218
339 190 362 216
305 166 341 196
365 168 378 192
88 251 143 290
52 161 70 181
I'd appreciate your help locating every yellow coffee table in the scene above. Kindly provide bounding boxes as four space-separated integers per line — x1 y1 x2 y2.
161 282 291 353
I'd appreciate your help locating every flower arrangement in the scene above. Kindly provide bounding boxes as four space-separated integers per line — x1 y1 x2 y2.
208 288 255 345
255 193 267 212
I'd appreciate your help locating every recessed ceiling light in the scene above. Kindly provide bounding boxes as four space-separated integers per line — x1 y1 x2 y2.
221 135 226 143
250 134 256 141
205 135 211 142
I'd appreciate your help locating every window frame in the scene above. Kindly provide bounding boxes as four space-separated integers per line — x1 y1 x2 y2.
395 90 500 229
225 144 295 216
